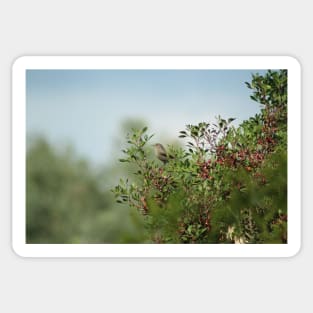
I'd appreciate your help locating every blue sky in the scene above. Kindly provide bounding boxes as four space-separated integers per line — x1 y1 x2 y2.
26 69 266 165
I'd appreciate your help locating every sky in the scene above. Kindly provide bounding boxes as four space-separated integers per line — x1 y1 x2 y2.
26 69 266 165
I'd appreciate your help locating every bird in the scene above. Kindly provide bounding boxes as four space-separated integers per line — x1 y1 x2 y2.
153 143 168 164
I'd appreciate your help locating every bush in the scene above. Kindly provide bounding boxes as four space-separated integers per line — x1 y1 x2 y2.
112 70 288 244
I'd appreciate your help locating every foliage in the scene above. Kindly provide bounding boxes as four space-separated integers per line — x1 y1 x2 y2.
26 137 145 243
112 70 288 244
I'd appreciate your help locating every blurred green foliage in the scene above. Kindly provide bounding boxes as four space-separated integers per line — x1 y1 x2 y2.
26 137 146 243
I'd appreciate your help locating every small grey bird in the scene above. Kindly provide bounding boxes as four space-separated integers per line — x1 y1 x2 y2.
153 143 168 164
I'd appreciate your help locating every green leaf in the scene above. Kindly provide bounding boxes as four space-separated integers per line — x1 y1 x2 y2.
245 82 251 89
119 159 128 162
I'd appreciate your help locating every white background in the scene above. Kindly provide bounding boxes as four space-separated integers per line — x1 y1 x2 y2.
0 1 310 312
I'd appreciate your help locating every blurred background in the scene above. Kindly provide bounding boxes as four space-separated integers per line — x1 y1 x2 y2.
26 69 264 243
